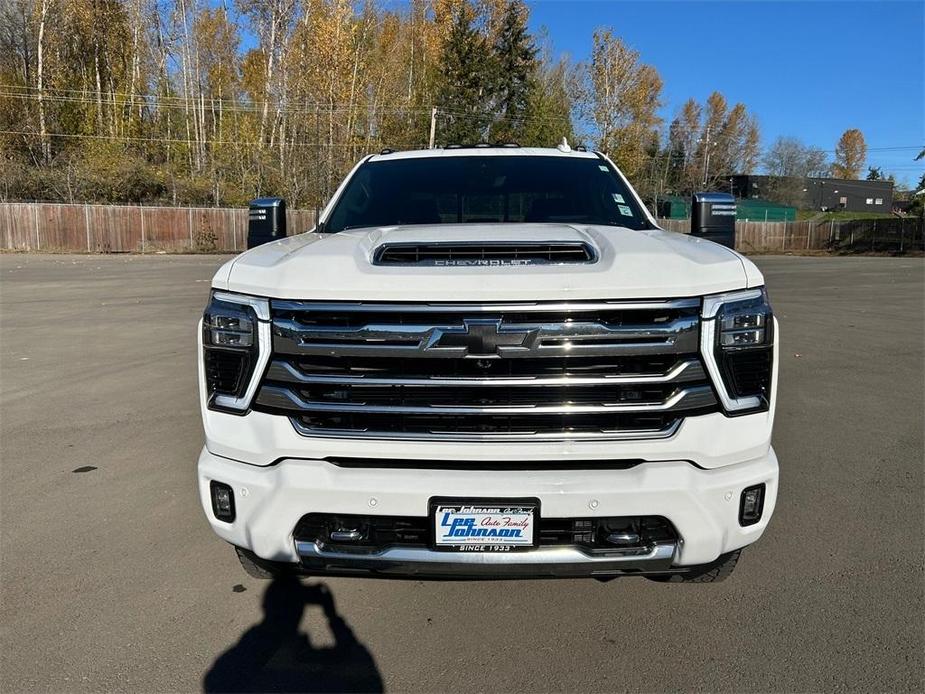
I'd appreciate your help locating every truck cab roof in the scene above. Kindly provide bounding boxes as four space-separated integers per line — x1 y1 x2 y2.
368 146 599 163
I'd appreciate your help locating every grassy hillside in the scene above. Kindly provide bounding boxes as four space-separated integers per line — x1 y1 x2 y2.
796 209 896 221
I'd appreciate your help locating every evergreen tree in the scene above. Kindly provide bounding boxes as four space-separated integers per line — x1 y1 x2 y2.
521 57 574 147
909 173 925 216
489 0 537 144
434 6 494 145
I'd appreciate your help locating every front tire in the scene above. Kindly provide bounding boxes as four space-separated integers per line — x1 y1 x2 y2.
647 549 741 583
234 546 293 580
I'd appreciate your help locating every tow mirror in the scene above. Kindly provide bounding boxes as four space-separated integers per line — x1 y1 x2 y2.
247 197 287 249
691 192 736 249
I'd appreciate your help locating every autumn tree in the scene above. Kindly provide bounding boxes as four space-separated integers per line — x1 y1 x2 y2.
694 91 726 185
588 28 662 180
4 1 786 216
741 116 761 174
832 128 867 179
372 1 437 151
662 94 759 196
665 98 701 193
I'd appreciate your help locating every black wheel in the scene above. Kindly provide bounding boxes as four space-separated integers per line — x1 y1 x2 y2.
234 546 293 580
647 549 741 583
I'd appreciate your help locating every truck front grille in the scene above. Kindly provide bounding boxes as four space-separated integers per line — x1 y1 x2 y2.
253 299 717 441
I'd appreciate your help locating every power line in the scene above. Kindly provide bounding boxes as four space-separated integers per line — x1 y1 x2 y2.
0 84 444 115
1 89 578 127
0 90 435 117
435 106 574 127
4 87 919 151
0 129 381 148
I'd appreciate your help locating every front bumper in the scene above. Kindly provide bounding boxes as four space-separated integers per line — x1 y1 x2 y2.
295 542 678 579
198 446 778 576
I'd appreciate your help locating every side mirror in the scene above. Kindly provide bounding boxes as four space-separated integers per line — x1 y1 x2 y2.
247 198 287 249
691 192 736 249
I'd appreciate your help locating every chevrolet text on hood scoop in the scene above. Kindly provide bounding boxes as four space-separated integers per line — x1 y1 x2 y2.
370 224 598 266
214 221 762 301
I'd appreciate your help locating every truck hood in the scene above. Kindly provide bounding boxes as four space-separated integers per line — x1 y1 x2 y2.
215 223 763 301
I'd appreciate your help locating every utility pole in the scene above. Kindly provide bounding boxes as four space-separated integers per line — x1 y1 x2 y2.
314 103 321 225
429 107 437 149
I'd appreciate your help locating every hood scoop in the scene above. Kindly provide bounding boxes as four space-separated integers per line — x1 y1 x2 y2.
373 241 597 267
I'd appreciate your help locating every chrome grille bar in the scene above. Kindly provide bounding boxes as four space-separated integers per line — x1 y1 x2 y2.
256 384 715 415
272 316 699 358
271 298 700 313
265 357 706 387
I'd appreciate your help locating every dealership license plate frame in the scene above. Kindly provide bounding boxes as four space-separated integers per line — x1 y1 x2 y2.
429 497 541 552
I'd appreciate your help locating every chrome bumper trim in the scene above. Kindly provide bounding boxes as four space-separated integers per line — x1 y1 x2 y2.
294 541 677 577
289 416 682 442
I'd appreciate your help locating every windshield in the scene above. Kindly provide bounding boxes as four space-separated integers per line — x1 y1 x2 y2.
323 155 653 233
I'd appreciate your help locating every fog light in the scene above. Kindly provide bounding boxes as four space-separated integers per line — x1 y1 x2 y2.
606 531 641 546
329 528 364 542
210 481 235 522
739 484 765 526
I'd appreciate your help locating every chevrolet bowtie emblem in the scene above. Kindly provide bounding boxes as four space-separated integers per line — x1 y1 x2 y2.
426 319 536 356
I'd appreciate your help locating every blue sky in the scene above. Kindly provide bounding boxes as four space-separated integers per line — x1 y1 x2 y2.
527 0 924 186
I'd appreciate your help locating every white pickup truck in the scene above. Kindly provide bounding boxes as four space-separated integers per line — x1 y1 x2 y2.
197 145 779 583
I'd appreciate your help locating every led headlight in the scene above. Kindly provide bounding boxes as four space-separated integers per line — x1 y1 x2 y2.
201 291 270 412
702 288 775 412
717 290 771 348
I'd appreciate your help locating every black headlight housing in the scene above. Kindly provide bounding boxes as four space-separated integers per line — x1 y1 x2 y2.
202 293 260 410
713 288 774 408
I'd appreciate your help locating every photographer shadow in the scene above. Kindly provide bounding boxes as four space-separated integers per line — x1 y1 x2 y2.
203 575 383 693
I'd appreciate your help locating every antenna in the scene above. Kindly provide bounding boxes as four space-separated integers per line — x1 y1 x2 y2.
557 137 571 153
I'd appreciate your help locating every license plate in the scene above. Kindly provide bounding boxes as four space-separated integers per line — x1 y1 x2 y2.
431 499 538 551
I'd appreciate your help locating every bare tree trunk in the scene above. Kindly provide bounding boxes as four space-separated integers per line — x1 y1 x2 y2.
129 0 141 127
277 45 290 190
199 91 207 167
326 95 334 200
94 41 104 133
194 26 206 169
13 1 33 86
36 0 51 164
406 4 414 101
258 2 282 146
155 14 173 169
177 0 196 171
108 77 117 137
346 40 360 160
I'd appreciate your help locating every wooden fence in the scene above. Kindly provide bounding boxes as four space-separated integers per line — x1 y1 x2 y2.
658 217 923 253
0 202 316 253
0 202 920 254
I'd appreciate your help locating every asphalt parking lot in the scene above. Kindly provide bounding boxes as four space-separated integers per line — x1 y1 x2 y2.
1 253 923 693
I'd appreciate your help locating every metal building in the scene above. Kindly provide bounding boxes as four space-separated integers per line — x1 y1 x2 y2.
729 175 893 213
